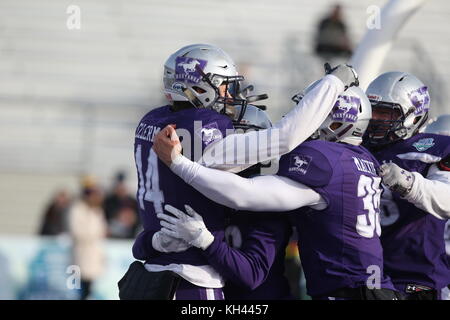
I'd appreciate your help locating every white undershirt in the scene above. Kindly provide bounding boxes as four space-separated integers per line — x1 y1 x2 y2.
200 74 345 172
171 155 327 212
403 164 450 220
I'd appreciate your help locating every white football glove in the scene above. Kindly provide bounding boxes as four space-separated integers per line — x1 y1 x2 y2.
157 204 214 250
152 230 192 253
379 162 415 197
324 63 359 90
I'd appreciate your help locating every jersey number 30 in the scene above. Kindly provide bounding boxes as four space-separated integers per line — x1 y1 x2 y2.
356 175 382 238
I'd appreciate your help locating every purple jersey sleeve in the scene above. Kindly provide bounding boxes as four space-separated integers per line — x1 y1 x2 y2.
132 229 160 260
277 143 333 188
201 217 285 290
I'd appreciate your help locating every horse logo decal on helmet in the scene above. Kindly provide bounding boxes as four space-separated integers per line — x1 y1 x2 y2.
175 57 208 84
408 86 430 115
331 96 359 123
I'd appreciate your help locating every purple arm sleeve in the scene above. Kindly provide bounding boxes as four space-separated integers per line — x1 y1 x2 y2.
132 229 161 260
202 219 287 290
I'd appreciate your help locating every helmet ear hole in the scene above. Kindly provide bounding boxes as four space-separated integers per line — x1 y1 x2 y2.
192 86 206 94
330 122 343 130
413 116 422 125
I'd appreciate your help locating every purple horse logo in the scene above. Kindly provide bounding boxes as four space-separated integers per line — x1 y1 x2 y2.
408 86 430 115
177 59 201 74
289 154 311 174
175 57 208 84
331 95 359 123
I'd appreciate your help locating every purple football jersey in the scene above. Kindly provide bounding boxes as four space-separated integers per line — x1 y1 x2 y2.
278 140 395 297
217 213 293 300
132 105 234 266
372 133 450 292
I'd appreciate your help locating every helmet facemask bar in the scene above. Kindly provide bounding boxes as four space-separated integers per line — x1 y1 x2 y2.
193 65 248 120
364 100 411 147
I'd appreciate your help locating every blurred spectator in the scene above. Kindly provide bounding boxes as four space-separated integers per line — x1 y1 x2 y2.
39 190 71 236
314 4 352 61
103 171 140 239
108 206 138 239
68 176 107 300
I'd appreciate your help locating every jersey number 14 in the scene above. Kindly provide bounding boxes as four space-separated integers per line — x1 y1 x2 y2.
136 145 165 215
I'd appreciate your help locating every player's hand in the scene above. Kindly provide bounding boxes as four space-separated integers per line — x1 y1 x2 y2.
158 204 214 250
153 124 182 167
324 63 359 90
379 162 415 197
152 231 192 253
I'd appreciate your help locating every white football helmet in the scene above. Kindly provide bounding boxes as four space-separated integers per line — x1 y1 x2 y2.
163 44 246 114
292 82 372 146
232 104 272 130
233 104 273 177
364 71 430 147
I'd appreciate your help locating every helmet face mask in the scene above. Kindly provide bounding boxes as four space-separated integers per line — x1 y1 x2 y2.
363 72 430 149
194 71 247 116
364 102 407 146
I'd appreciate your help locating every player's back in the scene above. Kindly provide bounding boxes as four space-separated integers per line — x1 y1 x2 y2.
277 140 394 297
373 133 450 292
133 105 234 266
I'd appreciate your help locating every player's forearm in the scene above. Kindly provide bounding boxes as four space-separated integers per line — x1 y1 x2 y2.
202 234 275 290
171 155 263 210
132 230 161 260
404 172 450 219
200 75 344 170
171 155 324 211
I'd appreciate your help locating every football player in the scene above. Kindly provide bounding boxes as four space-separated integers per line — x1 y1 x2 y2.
153 85 402 300
130 43 357 300
363 72 450 300
425 114 450 300
136 105 294 299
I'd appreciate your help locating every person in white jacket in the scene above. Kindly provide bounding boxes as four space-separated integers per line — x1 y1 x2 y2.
68 178 108 300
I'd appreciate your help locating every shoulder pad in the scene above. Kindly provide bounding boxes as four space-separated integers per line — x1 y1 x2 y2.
277 144 333 187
